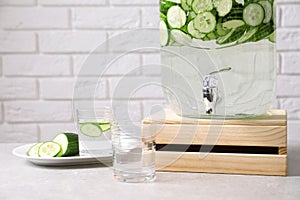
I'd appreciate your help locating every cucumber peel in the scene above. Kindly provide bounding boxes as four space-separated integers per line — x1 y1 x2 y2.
53 133 79 157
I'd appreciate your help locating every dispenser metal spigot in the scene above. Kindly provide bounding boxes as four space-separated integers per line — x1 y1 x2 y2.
203 67 231 114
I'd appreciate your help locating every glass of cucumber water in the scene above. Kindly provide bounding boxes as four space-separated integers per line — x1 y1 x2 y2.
76 108 113 156
111 121 156 183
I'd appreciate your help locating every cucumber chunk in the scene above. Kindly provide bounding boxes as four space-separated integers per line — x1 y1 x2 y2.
192 0 213 14
53 133 79 157
27 142 43 157
187 21 206 39
243 3 265 26
222 19 245 29
167 5 187 28
194 12 216 33
38 141 61 158
258 0 272 23
171 29 192 45
214 0 233 17
160 20 169 46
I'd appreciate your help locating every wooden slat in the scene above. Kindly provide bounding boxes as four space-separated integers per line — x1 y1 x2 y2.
143 109 287 126
156 151 287 176
278 147 287 155
143 124 287 147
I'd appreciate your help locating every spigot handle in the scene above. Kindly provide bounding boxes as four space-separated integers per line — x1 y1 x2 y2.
202 67 231 115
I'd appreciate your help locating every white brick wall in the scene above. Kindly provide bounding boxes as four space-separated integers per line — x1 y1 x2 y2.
39 31 107 53
0 0 299 142
0 8 69 29
3 55 71 76
0 32 36 52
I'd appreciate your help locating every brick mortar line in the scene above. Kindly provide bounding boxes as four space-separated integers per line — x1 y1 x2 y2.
278 52 282 74
69 56 74 76
0 57 3 77
277 49 300 52
36 124 41 142
1 103 4 123
68 8 72 29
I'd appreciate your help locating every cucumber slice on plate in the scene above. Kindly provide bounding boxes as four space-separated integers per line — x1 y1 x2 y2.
192 0 213 14
258 0 272 23
214 0 233 17
194 12 216 33
38 141 61 158
243 3 265 26
27 142 43 157
187 21 206 39
53 133 79 157
171 29 192 45
80 123 102 137
160 20 169 46
237 26 259 43
167 5 187 28
223 19 245 29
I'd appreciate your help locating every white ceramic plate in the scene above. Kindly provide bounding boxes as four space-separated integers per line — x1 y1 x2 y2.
13 144 112 167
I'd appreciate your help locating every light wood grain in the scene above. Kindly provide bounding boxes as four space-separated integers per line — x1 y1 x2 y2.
143 124 287 147
143 109 287 126
156 151 287 176
279 147 287 155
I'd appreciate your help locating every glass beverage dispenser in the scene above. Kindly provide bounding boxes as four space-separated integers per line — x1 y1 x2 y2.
160 0 276 118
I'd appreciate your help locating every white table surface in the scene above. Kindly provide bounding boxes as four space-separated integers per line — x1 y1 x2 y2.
1 142 300 200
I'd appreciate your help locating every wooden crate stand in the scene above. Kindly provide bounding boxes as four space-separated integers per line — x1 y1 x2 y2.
142 109 287 176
